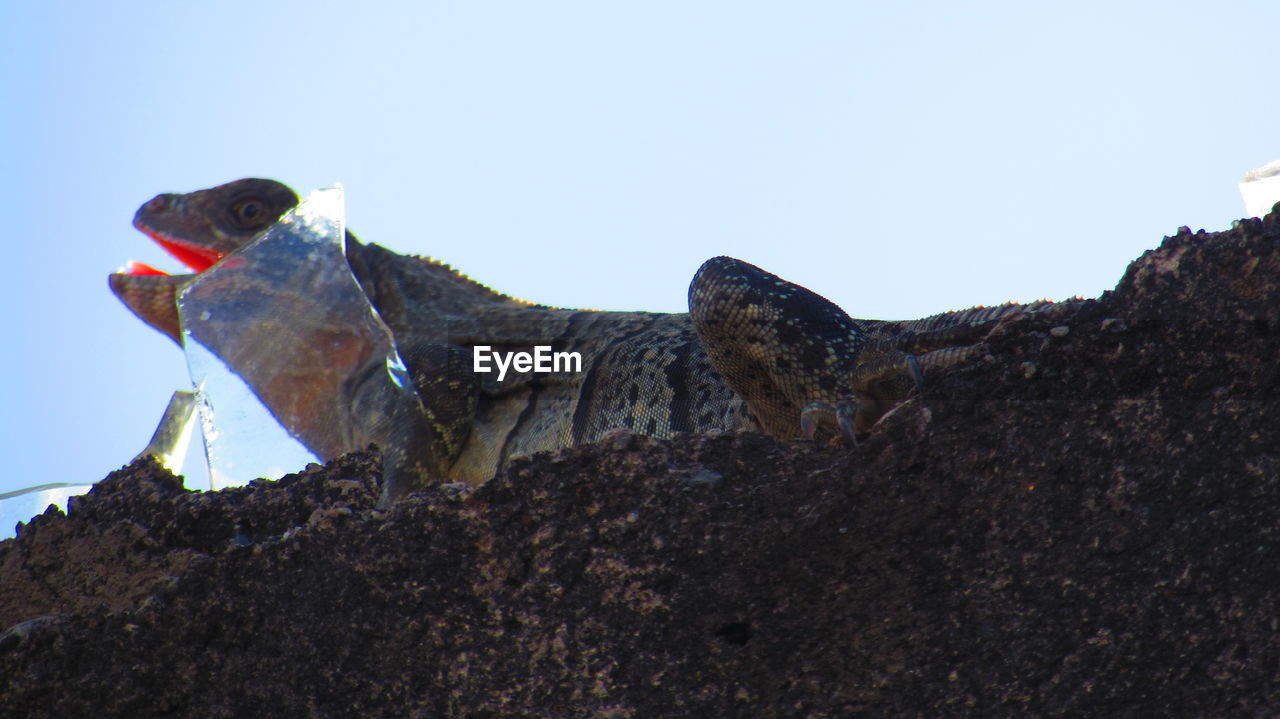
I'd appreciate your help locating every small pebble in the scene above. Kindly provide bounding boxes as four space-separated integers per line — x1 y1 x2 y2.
684 468 723 488
1100 317 1127 333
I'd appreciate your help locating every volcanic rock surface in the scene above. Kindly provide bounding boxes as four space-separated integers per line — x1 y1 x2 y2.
4 215 1280 717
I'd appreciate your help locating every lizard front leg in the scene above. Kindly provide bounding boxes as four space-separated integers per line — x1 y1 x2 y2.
371 340 480 504
688 256 921 443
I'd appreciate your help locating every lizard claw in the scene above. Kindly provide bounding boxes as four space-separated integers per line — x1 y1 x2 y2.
906 354 924 392
800 401 834 440
800 400 860 445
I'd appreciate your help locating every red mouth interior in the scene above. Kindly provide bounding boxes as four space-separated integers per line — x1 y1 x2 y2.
126 229 226 276
124 261 169 276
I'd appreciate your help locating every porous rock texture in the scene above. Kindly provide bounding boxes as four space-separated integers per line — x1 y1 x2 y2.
4 215 1280 717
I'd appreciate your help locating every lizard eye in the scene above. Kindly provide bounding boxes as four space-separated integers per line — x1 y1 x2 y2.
230 197 269 229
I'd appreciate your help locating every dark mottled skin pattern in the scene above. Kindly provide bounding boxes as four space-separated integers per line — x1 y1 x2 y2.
112 179 1065 500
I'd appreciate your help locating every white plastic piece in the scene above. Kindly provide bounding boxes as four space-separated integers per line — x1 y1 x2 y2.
1239 160 1280 218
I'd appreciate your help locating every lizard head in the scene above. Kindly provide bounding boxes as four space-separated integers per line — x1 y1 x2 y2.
110 178 301 343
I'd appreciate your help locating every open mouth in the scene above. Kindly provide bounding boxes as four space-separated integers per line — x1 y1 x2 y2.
121 226 226 276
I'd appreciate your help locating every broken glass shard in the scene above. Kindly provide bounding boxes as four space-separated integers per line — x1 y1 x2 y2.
132 390 198 475
182 340 317 489
0 483 95 540
177 186 428 490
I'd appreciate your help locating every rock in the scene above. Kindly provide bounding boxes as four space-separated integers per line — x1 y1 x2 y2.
3 218 1280 716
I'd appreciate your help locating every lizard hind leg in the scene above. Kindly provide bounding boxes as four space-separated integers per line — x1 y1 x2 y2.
689 256 879 441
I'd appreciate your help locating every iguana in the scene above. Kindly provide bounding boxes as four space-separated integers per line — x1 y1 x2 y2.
111 178 1053 504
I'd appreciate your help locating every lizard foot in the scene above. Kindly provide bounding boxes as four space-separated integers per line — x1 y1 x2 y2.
800 400 861 445
801 353 926 445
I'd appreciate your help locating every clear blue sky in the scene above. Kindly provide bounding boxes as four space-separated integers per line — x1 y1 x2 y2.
3 1 1279 496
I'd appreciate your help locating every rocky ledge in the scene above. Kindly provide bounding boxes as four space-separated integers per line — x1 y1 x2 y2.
3 214 1280 717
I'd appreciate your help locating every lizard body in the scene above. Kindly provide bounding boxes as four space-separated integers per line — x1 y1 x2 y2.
111 179 1060 501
